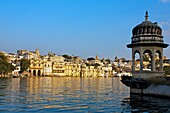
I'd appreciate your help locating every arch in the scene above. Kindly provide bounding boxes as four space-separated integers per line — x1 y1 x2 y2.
33 70 36 76
155 50 162 71
38 70 41 76
143 49 152 71
134 50 140 56
156 50 161 56
143 49 152 55
134 50 140 71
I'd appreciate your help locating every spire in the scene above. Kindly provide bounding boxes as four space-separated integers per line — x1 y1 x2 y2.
96 55 99 60
145 11 149 21
35 48 40 56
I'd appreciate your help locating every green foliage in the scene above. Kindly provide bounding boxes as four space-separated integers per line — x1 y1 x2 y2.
73 56 78 60
0 54 15 75
115 56 118 62
101 58 105 62
85 62 100 68
164 66 170 75
62 54 72 59
87 57 95 61
20 58 30 73
0 53 7 61
120 58 126 62
94 63 100 67
85 63 90 66
105 58 111 64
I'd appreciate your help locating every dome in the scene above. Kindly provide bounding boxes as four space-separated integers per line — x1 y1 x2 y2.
132 11 162 37
127 11 169 48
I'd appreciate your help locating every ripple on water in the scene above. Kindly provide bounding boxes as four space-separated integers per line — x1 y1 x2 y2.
0 77 170 112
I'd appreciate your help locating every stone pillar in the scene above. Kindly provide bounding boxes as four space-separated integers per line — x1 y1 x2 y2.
159 52 163 71
36 70 38 76
140 52 143 71
152 52 155 71
132 52 135 72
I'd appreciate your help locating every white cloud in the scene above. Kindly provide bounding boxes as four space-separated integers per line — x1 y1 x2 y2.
160 21 170 40
160 0 170 3
160 22 170 25
164 30 170 37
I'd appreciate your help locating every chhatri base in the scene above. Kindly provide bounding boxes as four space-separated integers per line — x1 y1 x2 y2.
130 84 170 98
132 71 164 79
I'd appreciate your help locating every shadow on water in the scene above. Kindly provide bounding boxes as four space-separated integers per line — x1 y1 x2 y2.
121 94 170 113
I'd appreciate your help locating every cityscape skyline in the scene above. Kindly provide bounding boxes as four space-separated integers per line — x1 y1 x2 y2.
0 0 170 59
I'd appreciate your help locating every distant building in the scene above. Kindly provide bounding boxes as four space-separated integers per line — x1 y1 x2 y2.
43 60 52 76
17 48 40 59
12 65 20 75
29 58 43 76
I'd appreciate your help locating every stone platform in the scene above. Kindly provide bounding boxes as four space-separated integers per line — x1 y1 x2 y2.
130 84 170 97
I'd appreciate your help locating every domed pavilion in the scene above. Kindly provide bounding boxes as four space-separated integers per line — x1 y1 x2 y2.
127 11 169 78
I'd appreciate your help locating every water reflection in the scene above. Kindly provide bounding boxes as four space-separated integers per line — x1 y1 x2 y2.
121 94 170 112
0 77 129 112
1 77 170 112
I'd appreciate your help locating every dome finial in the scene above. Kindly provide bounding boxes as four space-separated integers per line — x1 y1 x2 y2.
145 11 149 21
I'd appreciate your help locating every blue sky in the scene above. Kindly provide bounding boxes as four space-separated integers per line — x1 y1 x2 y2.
0 0 170 59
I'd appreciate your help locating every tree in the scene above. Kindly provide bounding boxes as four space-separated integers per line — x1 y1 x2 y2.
94 63 100 67
115 56 118 62
73 56 78 60
87 57 95 61
0 53 7 61
85 63 90 66
62 54 72 59
0 53 15 75
105 58 111 64
20 58 30 73
101 58 105 62
120 57 126 62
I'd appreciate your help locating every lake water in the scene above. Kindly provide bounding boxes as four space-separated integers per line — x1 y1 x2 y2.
0 77 170 113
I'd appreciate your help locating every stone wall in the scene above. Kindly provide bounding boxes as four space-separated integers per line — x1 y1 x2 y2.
130 84 170 97
133 71 164 79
